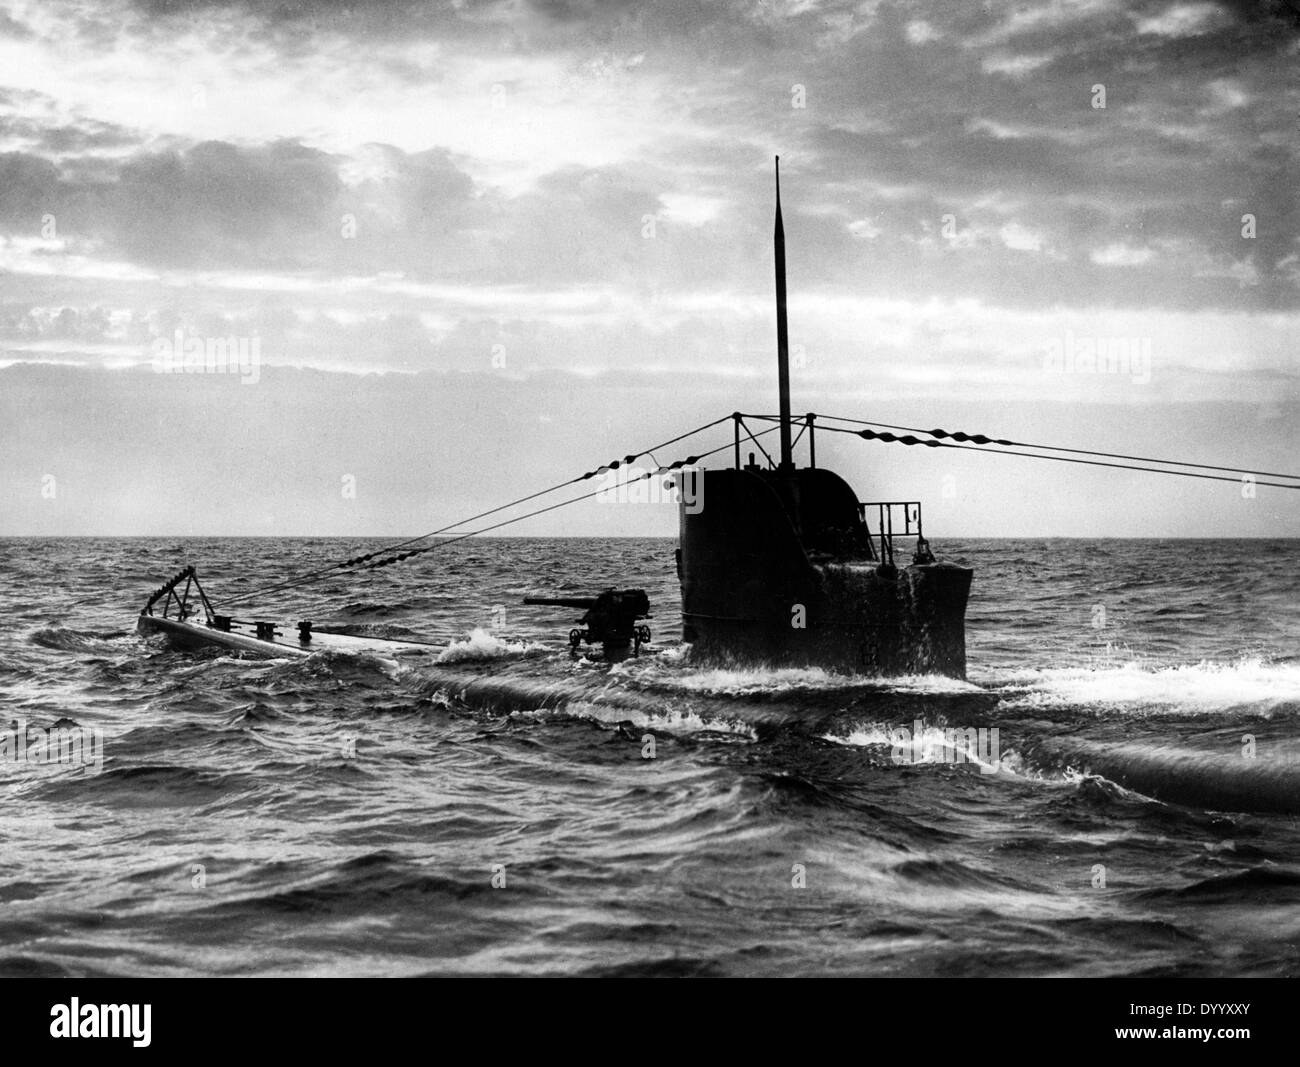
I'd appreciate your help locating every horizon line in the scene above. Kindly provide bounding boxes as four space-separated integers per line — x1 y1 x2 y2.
3 534 1298 541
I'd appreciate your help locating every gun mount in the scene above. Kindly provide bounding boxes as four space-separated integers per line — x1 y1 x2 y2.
524 588 652 660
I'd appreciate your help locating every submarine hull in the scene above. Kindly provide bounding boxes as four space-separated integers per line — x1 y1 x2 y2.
138 611 997 734
682 562 971 677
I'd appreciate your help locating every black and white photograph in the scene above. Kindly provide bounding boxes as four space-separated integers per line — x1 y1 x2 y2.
0 0 1297 1014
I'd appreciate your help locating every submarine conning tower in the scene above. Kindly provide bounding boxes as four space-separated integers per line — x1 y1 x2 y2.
675 158 973 678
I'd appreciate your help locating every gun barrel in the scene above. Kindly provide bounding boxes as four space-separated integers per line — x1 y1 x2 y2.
524 597 597 609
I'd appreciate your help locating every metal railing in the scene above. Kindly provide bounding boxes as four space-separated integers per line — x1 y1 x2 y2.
726 416 932 569
858 501 922 568
140 565 214 621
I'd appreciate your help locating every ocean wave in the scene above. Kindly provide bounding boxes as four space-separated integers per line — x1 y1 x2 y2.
203 850 500 918
335 601 410 615
571 956 728 978
1018 737 1300 813
0 956 81 978
29 627 131 655
28 762 252 805
890 857 1022 892
436 628 532 664
8 535 1300 977
1136 866 1300 904
251 648 405 681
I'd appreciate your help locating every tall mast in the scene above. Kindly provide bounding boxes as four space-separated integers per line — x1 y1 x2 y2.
774 156 793 470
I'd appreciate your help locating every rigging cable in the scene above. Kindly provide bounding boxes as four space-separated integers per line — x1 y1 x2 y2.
226 425 778 606
221 414 736 606
800 419 1300 490
806 414 1300 483
358 448 725 571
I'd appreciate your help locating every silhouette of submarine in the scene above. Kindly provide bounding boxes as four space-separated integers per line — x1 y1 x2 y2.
133 164 1300 816
676 158 972 677
138 159 971 680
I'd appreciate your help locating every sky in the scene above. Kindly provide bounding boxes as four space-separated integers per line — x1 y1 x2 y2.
0 0 1297 537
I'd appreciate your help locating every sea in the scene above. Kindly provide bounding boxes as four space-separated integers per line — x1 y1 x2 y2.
2 536 1299 977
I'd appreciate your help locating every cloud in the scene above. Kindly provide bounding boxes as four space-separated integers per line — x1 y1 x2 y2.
1091 243 1157 267
1000 222 1046 253
1136 3 1228 37
0 0 1296 535
904 18 940 44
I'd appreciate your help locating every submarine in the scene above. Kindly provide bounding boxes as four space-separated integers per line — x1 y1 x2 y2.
136 158 971 680
675 159 972 677
124 159 1300 817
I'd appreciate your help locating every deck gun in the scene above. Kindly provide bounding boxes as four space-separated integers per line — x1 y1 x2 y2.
523 588 652 659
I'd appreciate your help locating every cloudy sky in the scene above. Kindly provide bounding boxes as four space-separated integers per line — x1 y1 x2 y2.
1 0 1297 537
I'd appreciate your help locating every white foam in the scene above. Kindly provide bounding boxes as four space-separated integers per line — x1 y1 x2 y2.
632 662 984 696
510 701 758 739
648 664 839 693
654 644 691 664
821 723 894 747
436 627 531 664
822 721 1005 774
993 656 1300 713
